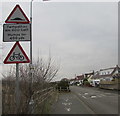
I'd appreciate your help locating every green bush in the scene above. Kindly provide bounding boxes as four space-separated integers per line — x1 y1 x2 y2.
84 81 90 86
56 80 70 91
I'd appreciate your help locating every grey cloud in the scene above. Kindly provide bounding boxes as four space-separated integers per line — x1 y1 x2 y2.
2 2 118 80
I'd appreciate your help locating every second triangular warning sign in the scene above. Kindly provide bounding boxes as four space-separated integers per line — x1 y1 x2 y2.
5 4 30 23
4 42 30 64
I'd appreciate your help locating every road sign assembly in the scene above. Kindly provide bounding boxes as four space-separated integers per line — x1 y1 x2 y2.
5 4 30 24
3 4 31 113
3 24 31 42
4 42 30 64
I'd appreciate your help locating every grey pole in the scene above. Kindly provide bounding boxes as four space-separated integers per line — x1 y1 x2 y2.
30 0 50 64
15 63 20 113
30 0 33 65
28 1 33 113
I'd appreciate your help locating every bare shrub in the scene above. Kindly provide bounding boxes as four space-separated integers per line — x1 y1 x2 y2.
2 55 59 114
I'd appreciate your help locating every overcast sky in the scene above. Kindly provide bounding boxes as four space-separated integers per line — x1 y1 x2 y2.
0 1 118 81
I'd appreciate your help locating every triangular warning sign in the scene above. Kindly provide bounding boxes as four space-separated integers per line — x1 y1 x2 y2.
4 42 30 64
5 4 30 24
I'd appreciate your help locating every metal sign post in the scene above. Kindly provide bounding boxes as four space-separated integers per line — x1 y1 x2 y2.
15 63 20 113
3 4 30 114
3 41 30 113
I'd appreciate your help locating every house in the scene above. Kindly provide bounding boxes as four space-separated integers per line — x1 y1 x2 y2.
99 65 120 81
89 65 120 87
69 75 84 86
84 71 94 83
69 65 120 89
75 75 84 86
70 72 94 86
99 65 120 90
90 71 100 86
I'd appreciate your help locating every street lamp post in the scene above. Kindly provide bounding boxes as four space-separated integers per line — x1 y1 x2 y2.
28 1 33 114
29 0 49 113
30 0 50 65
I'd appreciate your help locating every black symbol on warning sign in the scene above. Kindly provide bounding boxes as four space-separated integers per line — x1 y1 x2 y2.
9 52 24 61
4 42 30 64
11 17 25 21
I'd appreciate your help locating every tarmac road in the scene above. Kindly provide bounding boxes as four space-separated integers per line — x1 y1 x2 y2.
50 91 95 114
71 86 118 114
50 86 119 114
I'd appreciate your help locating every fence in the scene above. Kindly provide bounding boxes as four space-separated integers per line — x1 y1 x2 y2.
99 79 120 90
2 85 55 114
29 87 54 113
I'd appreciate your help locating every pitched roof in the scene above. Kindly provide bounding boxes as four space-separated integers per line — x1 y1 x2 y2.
76 75 84 80
99 65 120 76
92 65 120 79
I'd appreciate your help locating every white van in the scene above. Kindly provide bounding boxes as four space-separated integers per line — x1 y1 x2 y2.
90 79 100 87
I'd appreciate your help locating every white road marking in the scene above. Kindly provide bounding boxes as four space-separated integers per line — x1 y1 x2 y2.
84 93 88 95
100 94 106 97
62 102 72 106
65 107 71 112
91 95 96 98
65 98 69 102
82 96 87 99
62 103 67 106
68 103 72 105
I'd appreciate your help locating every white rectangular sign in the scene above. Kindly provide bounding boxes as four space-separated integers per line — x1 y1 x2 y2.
3 24 31 42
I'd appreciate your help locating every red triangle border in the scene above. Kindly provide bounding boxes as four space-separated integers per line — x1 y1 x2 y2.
5 4 30 24
4 42 30 64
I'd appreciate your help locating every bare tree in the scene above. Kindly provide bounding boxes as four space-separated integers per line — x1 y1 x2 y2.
2 54 59 114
